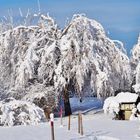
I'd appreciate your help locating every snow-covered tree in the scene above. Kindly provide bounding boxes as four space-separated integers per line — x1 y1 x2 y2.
54 14 132 99
0 13 60 93
0 13 133 118
131 34 140 92
0 14 61 116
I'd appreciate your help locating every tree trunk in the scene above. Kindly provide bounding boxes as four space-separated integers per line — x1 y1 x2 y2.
64 86 72 116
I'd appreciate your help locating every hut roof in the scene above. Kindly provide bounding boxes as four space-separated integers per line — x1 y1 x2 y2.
116 92 138 103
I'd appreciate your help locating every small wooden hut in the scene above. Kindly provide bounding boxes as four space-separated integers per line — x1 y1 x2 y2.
117 93 140 120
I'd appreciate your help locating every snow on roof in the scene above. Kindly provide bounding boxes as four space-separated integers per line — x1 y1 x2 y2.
116 92 138 103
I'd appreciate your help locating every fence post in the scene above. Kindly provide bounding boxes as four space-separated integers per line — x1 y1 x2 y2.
60 106 63 127
68 115 71 130
80 113 84 135
78 112 81 133
50 113 55 140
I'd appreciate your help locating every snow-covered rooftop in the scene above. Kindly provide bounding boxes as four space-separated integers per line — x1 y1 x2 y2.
115 92 138 103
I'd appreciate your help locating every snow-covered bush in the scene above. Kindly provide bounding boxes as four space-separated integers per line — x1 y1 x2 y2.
129 108 138 121
137 103 140 112
103 97 119 114
0 98 46 126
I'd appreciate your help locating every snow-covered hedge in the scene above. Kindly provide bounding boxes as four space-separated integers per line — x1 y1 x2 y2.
0 98 46 126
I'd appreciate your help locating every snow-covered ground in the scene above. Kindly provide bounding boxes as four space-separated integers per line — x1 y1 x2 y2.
0 97 139 140
0 112 140 140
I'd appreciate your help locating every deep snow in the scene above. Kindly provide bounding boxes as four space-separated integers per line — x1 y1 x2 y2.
0 112 139 140
0 97 138 140
0 97 140 140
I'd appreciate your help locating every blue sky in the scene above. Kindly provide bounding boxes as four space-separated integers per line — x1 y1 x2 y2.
0 0 140 55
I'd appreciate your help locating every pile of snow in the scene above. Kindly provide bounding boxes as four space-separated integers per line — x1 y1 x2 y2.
0 98 46 126
103 92 138 114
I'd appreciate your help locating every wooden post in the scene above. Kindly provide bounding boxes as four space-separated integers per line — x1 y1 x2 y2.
78 112 81 133
60 114 63 127
80 113 84 135
50 113 55 140
68 115 71 130
60 106 63 127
